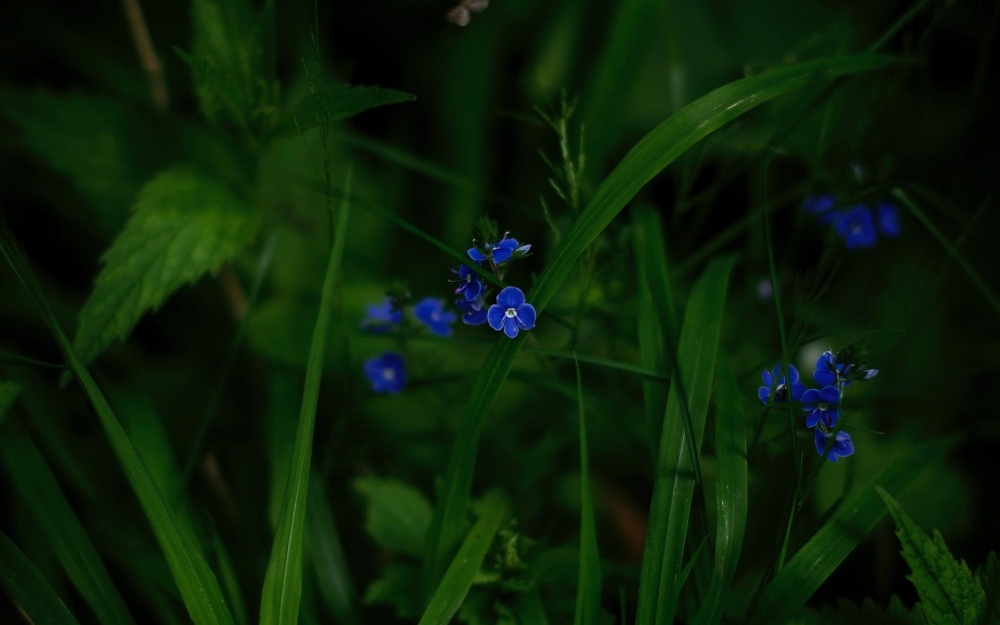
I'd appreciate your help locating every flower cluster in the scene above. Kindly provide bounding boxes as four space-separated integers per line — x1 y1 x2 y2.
758 348 878 462
804 194 900 250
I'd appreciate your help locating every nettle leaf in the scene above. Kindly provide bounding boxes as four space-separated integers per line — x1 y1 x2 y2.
289 85 416 133
72 166 261 366
0 88 173 230
354 476 433 558
364 563 422 619
878 488 987 625
174 49 252 130
974 552 1000 624
794 596 927 625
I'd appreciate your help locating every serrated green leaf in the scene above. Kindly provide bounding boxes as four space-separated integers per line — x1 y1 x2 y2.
364 563 423 619
289 86 416 133
637 257 734 625
354 476 434 558
0 529 81 625
0 379 21 424
0 422 136 625
190 0 258 125
747 443 948 625
422 54 897 593
70 166 260 368
419 494 509 625
792 596 927 625
691 354 748 625
574 356 602 625
258 168 352 625
174 49 251 130
974 552 999 624
878 488 986 625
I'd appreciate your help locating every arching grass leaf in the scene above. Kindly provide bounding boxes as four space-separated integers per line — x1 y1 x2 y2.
0 529 81 625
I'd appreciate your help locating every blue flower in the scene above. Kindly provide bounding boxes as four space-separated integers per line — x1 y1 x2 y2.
804 193 838 224
363 352 406 394
757 364 806 405
487 286 536 338
451 264 484 301
361 298 402 334
814 428 854 462
813 350 877 386
801 385 842 428
468 234 531 265
876 201 900 237
456 294 489 326
413 297 457 337
834 206 877 250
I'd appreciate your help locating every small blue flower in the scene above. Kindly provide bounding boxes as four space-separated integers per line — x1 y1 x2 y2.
876 201 900 237
361 298 402 334
801 385 842 428
757 364 806 405
804 193 838 224
451 264 484 301
413 297 457 337
834 206 877 250
814 350 877 386
814 428 854 462
456 294 489 326
468 234 530 265
487 286 536 339
363 352 406 394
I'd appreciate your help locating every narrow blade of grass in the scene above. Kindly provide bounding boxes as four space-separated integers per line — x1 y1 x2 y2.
417 494 508 625
0 234 235 625
307 475 359 625
422 54 897 591
259 167 352 625
691 355 748 625
892 188 1000 318
0 529 81 625
637 257 734 625
211 529 247 625
746 442 949 625
0 422 136 625
574 355 602 625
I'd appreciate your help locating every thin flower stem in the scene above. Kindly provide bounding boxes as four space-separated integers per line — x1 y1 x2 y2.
776 452 804 571
119 0 168 111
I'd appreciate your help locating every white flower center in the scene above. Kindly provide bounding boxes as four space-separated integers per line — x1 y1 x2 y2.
382 369 395 380
505 308 516 318
818 402 828 411
466 274 472 283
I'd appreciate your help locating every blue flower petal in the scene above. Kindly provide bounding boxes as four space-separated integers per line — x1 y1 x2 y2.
823 409 841 427
801 388 820 410
788 364 801 384
465 278 482 301
463 309 489 325
833 431 854 457
761 369 773 387
790 382 806 402
364 352 406 394
496 286 525 309
758 386 770 405
877 202 900 237
862 368 879 380
487 305 506 331
805 410 821 428
818 385 841 405
814 368 836 387
503 320 519 338
468 247 487 262
492 247 513 264
515 303 536 330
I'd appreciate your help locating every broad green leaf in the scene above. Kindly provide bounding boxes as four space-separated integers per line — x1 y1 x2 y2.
637 257 735 625
422 54 896 589
290 86 416 133
189 0 258 125
307 476 358 624
259 168 352 625
748 443 948 625
878 488 986 625
355 476 433 558
0 234 235 625
0 88 171 230
574 356 602 625
691 355 748 625
418 494 509 625
71 166 261 368
0 379 21 424
364 563 422 619
0 529 81 625
0 422 136 625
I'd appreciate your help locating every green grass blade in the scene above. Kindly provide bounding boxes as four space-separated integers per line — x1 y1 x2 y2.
0 234 235 625
892 188 1000 318
637 257 735 625
574 355 602 625
0 529 81 625
422 54 897 590
417 494 508 625
307 475 359 625
211 529 248 625
747 442 949 625
691 355 748 625
0 422 135 625
259 167 352 625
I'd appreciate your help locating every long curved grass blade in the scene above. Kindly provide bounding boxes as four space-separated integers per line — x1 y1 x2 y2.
637 257 734 625
307 475 359 625
0 233 235 625
259 167 352 625
422 54 897 590
691 355 747 625
0 423 136 625
892 188 1000 318
0 530 81 625
747 442 948 625
417 494 508 625
211 529 248 625
574 355 602 625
